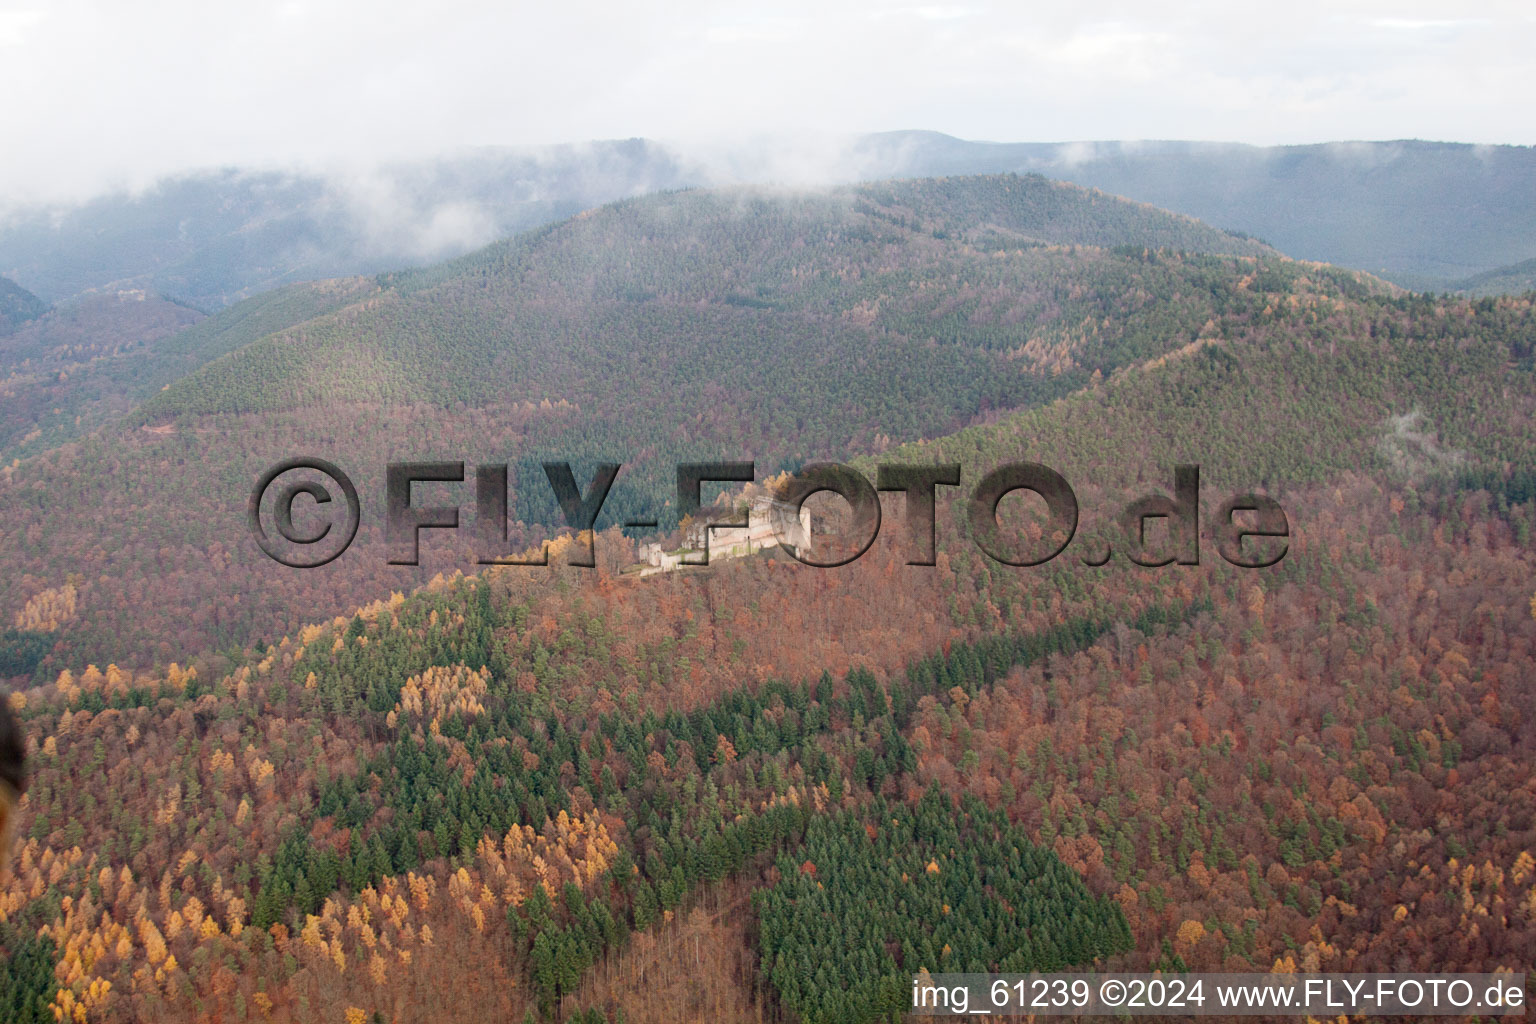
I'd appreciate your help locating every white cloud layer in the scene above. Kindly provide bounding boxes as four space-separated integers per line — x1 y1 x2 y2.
0 0 1530 203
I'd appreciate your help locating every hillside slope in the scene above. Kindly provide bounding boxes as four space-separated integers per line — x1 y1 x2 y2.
0 291 203 460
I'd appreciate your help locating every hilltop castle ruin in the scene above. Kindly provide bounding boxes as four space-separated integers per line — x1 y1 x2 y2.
636 495 812 574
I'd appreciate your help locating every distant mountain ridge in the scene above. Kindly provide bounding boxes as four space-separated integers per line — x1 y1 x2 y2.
1 135 1532 307
858 133 1536 285
1449 257 1536 297
0 140 691 308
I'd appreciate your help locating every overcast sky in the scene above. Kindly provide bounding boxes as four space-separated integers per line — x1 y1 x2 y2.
1 0 1531 204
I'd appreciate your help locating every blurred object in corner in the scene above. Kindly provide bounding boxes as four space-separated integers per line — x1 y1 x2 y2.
0 692 24 867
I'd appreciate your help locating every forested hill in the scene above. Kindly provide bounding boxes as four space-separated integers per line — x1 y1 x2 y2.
0 275 48 333
846 175 1274 254
135 173 1278 420
0 173 1396 671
